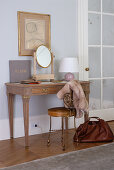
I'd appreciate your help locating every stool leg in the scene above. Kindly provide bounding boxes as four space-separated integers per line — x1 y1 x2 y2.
47 116 51 146
61 117 63 142
62 117 65 151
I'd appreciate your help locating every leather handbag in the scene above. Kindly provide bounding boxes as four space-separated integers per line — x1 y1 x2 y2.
74 117 114 143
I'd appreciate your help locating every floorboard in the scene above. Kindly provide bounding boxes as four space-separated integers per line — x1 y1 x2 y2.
0 121 114 168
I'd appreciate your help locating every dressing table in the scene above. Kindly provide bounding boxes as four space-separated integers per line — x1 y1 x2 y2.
6 45 89 147
5 81 90 148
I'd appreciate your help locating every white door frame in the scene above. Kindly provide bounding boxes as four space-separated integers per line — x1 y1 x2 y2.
78 0 89 81
78 0 114 121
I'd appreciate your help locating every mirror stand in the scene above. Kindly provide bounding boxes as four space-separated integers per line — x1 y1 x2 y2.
33 52 54 81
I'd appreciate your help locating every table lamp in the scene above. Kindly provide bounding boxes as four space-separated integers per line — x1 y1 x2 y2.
59 57 79 81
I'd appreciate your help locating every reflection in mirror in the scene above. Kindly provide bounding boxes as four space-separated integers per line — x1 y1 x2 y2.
36 45 51 68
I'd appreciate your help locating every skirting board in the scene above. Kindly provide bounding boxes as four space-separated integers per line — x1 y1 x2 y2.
89 108 114 121
0 110 113 140
0 114 84 140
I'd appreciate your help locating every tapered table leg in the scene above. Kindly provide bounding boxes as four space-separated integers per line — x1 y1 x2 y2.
7 93 14 139
65 117 68 130
22 95 30 148
84 112 89 122
84 93 89 122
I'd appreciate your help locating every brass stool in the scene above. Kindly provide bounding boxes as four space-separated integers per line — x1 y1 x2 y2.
47 106 76 150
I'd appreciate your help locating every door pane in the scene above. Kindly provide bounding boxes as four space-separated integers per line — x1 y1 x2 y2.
88 14 101 45
89 47 101 78
102 15 114 45
89 80 101 110
103 79 114 108
103 48 114 77
88 0 101 12
103 0 114 13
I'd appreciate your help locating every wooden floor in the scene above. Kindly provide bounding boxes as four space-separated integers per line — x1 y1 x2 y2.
0 121 114 168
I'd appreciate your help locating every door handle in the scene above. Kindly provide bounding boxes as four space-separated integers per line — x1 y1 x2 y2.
85 68 89 71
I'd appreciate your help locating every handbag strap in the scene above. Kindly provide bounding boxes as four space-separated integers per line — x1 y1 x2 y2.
88 117 100 121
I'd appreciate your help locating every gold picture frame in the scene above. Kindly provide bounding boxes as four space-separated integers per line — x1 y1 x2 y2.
18 11 51 56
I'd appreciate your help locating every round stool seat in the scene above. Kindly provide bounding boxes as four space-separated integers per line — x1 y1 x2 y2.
48 107 75 117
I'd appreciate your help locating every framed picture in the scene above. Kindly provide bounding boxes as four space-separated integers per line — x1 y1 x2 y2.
18 11 51 56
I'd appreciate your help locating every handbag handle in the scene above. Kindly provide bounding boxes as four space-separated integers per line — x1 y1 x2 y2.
88 117 100 121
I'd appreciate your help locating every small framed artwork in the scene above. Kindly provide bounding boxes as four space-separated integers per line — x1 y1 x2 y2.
18 11 51 56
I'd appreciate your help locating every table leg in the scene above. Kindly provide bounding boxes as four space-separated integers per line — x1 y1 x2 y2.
84 93 89 122
84 112 89 122
65 117 68 130
22 96 30 148
7 93 14 139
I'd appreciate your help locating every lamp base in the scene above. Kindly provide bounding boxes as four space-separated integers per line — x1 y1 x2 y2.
64 72 74 81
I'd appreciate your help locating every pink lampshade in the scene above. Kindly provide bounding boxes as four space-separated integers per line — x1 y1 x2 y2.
59 57 79 81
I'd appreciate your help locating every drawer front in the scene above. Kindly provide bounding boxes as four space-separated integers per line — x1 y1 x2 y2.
32 85 63 95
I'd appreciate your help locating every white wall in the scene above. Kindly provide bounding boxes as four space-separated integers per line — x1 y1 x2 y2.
0 0 78 139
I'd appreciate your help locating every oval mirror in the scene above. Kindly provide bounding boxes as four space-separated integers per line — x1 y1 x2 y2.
36 45 51 68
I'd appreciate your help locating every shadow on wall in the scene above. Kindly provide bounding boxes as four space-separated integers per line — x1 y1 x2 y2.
0 85 8 119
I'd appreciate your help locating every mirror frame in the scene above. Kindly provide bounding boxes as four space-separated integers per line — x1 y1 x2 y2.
36 45 52 68
33 45 54 81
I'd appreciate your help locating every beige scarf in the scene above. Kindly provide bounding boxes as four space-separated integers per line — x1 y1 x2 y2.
57 80 89 118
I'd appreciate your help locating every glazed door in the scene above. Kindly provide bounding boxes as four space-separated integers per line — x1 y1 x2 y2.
88 0 114 120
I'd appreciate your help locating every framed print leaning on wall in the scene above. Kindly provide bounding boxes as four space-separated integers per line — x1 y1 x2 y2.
18 11 51 56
